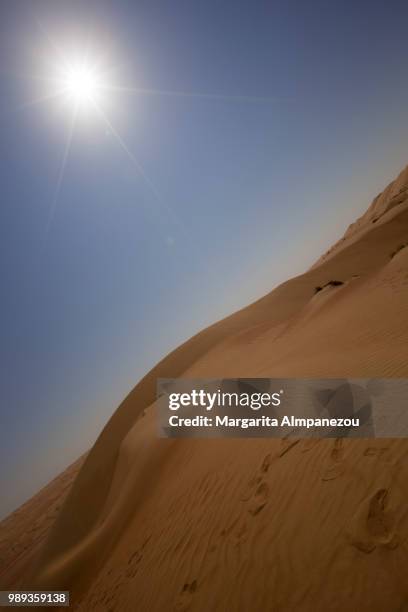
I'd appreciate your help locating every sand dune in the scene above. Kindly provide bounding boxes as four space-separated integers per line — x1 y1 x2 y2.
0 457 85 591
2 165 408 610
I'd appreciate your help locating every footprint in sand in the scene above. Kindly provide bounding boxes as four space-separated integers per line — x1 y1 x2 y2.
240 473 263 502
125 535 151 578
348 488 398 553
240 453 273 515
126 549 142 578
279 439 299 458
174 580 198 611
321 439 345 481
240 452 272 503
248 482 269 516
233 520 249 544
363 446 389 459
366 489 395 542
330 438 344 461
261 453 272 473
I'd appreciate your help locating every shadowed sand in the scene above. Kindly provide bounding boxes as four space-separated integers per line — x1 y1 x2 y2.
2 165 408 610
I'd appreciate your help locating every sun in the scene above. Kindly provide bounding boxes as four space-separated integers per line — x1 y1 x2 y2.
59 60 105 110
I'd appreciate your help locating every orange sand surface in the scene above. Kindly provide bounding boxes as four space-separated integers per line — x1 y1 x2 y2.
0 457 85 591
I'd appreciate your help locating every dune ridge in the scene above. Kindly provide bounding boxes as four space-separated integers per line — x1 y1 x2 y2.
3 164 408 610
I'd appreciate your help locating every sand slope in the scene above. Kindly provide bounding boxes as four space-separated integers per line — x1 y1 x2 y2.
5 165 408 610
0 456 85 591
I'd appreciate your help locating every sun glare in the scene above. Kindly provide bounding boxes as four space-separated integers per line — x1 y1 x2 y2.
59 60 104 109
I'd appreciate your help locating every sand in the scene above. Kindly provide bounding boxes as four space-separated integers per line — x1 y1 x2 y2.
1 165 408 611
0 457 85 591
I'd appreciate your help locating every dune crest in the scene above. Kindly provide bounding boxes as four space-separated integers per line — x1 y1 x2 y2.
5 165 408 610
313 164 408 268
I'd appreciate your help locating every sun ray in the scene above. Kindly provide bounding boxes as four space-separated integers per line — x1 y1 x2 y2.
102 84 278 103
44 103 79 237
17 89 66 112
35 17 71 71
93 101 161 199
92 102 206 257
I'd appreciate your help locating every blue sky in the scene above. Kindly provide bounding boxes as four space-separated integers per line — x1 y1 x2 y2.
1 0 408 518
